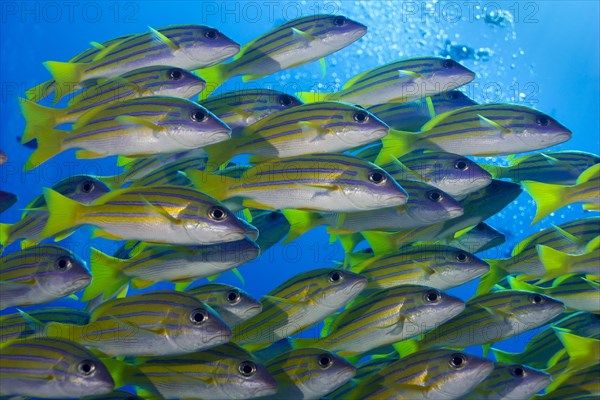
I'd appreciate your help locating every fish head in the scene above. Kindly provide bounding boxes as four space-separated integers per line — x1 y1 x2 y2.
435 90 478 108
430 351 494 398
314 269 368 309
403 286 466 333
37 245 91 298
309 15 368 48
405 184 464 225
487 363 552 399
52 175 111 204
172 300 232 353
508 291 566 327
427 153 492 197
185 25 240 66
164 102 231 148
291 349 357 397
511 108 572 151
342 164 408 210
428 247 490 289
463 179 522 216
429 57 476 90
331 104 390 146
151 66 207 98
206 284 263 326
246 91 304 123
62 345 115 397
220 350 278 399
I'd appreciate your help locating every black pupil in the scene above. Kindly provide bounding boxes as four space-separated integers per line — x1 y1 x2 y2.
456 161 467 170
457 253 467 261
81 363 91 373
426 291 439 302
365 248 373 254
193 312 205 323
443 60 454 68
513 367 524 376
333 16 346 26
205 29 218 39
354 112 367 122
192 110 207 122
331 272 341 281
170 69 183 80
533 295 543 304
429 191 442 201
82 182 94 192
452 356 463 366
228 291 239 302
370 172 384 183
319 356 331 367
212 208 224 219
279 95 293 106
537 116 549 126
58 258 68 269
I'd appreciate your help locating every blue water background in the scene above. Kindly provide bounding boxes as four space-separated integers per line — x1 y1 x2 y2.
1 0 599 356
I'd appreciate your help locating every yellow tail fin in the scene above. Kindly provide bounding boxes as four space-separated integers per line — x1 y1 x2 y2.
43 61 85 102
475 259 509 295
374 130 418 165
295 91 333 103
281 210 323 244
491 347 522 364
185 169 235 200
522 180 567 225
18 98 65 144
534 244 573 283
0 223 13 248
195 64 227 97
25 79 55 102
45 321 83 342
82 248 129 301
40 188 85 241
392 338 420 357
204 139 238 169
361 231 398 254
24 128 69 171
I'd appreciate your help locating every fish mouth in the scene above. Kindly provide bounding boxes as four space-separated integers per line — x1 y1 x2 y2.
382 194 409 207
447 206 465 219
552 131 572 144
220 44 241 58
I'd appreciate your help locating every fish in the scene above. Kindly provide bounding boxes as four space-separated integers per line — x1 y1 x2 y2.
293 285 465 356
532 237 600 282
394 290 565 356
38 185 258 245
361 179 522 254
24 96 231 170
248 211 291 251
185 283 262 327
347 349 494 400
465 362 551 400
492 312 600 368
524 163 600 224
262 348 356 400
109 342 278 399
375 103 572 164
82 238 260 301
367 90 479 131
43 25 240 101
187 154 408 213
535 363 599 400
0 191 17 214
347 244 490 292
82 390 143 400
116 155 210 188
297 57 475 106
232 268 367 350
480 150 600 185
442 222 506 253
0 307 89 342
0 175 111 248
19 66 207 144
0 337 115 398
197 15 367 88
477 217 600 293
327 353 398 399
0 244 91 310
45 290 232 356
203 102 389 166
508 275 600 312
200 89 303 138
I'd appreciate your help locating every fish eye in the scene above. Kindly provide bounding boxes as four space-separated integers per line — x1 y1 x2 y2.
238 361 257 377
427 190 444 202
168 69 184 80
424 290 441 303
333 16 347 26
204 29 219 39
448 353 467 369
318 354 333 369
456 252 469 262
368 170 387 185
529 294 545 304
189 308 209 325
328 270 343 283
226 290 241 304
80 180 95 193
208 206 228 221
55 257 73 271
510 365 526 377
190 109 208 122
536 115 549 126
77 360 96 376
454 159 469 171
443 59 455 68
353 111 369 123
278 94 295 106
